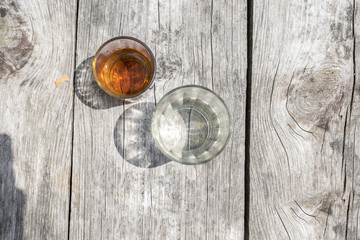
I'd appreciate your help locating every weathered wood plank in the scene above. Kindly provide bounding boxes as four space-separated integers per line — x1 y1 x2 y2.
0 0 76 239
206 0 247 238
250 0 355 239
70 0 246 239
344 0 360 238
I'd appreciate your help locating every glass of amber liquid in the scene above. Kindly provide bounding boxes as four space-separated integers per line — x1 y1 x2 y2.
92 36 156 99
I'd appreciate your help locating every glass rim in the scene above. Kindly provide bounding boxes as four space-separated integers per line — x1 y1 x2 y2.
151 85 232 165
92 36 157 99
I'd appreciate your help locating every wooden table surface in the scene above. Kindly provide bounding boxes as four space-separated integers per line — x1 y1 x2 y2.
0 0 359 239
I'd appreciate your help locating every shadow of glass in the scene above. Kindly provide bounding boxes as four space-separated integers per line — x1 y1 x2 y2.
74 56 124 109
0 134 25 239
114 102 170 168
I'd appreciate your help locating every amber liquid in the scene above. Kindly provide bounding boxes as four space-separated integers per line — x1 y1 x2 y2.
100 49 154 96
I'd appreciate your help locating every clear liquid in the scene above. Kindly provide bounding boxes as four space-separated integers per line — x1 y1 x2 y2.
152 86 231 164
158 99 220 156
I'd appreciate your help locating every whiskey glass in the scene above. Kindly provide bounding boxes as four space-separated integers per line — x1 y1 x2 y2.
92 36 156 99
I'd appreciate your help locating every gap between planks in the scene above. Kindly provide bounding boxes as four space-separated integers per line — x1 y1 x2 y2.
68 0 80 239
244 0 253 239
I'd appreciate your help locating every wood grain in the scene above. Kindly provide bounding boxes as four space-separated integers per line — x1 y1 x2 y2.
0 0 76 239
250 0 356 238
344 0 360 238
3 0 360 238
70 0 246 239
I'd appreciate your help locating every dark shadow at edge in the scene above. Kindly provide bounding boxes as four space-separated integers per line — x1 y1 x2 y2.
74 56 124 109
0 134 25 239
114 102 170 168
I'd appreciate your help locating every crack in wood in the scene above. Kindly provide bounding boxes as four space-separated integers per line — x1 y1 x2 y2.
293 200 320 223
323 205 331 238
275 208 291 240
290 207 309 224
269 61 291 175
345 191 352 239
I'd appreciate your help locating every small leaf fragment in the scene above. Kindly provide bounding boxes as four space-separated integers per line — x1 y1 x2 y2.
55 75 69 87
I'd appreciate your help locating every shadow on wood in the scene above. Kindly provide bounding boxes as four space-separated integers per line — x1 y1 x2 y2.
74 57 124 109
0 134 25 239
114 102 170 168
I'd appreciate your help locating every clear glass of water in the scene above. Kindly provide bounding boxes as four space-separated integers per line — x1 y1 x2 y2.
151 85 231 164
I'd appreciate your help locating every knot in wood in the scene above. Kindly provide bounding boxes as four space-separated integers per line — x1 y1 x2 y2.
0 2 34 79
287 63 345 130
